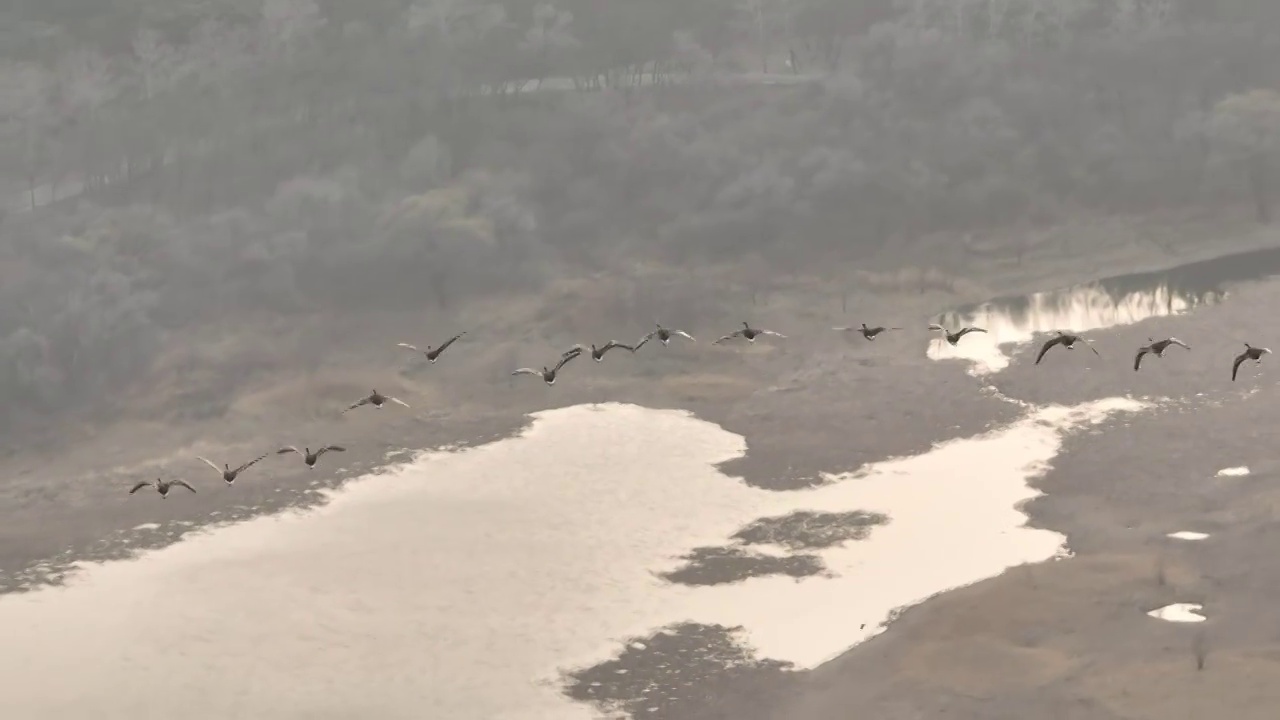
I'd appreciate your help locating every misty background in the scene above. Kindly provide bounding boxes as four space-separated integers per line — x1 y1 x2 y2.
0 0 1278 435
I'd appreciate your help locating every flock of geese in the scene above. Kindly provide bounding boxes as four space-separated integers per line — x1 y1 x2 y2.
128 320 1271 498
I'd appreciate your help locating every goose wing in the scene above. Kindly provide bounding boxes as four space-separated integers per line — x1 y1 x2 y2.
632 333 653 351
317 445 346 457
397 342 422 353
1168 338 1190 350
277 446 302 456
128 481 154 494
832 326 855 332
196 456 223 474
957 327 987 337
344 396 372 412
1134 348 1149 371
1084 340 1101 357
511 368 541 377
435 332 465 353
172 479 197 494
673 330 696 341
1034 335 1066 365
233 453 270 474
562 344 586 358
552 350 580 373
927 324 946 332
388 396 411 408
759 330 787 338
713 330 744 344
1233 351 1248 381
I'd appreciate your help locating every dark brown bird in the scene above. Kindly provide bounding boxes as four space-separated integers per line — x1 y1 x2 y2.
1133 337 1189 371
833 323 902 341
129 478 196 499
713 321 787 344
1232 343 1272 381
1034 331 1100 365
928 323 987 346
197 453 270 485
634 323 696 350
564 341 637 362
344 389 410 413
512 348 581 385
277 445 346 468
397 331 465 363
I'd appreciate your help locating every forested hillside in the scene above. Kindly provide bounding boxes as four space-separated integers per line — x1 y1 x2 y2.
0 0 1278 432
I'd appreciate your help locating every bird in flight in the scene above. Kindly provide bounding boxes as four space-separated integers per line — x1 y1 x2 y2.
345 389 411 412
1232 343 1272 381
564 341 637 362
713 321 787 344
1034 331 1101 365
397 331 466 364
277 445 346 468
634 323 696 350
1133 337 1190 371
833 323 902 341
129 477 196 499
928 323 987 346
196 453 270 485
513 348 581 385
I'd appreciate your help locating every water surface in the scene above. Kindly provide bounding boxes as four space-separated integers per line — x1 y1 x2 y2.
0 400 1148 719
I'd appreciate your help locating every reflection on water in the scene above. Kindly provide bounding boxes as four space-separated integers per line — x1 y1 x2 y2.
0 400 1148 720
931 245 1280 373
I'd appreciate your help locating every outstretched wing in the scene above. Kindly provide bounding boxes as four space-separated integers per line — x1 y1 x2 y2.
713 330 743 344
435 332 465 353
673 330 696 341
233 453 270 475
1134 349 1149 372
1086 342 1101 357
633 333 654 351
397 342 422 353
128 481 153 494
344 396 372 412
562 344 586 359
172 479 197 494
1034 336 1063 365
318 445 347 456
553 350 580 373
1233 352 1248 381
760 330 787 338
277 446 302 456
957 327 987 337
388 396 411 408
196 456 222 475
832 326 855 332
1169 338 1190 350
512 368 540 377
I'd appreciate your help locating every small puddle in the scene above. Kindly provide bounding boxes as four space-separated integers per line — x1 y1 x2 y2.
1147 603 1207 623
931 245 1280 373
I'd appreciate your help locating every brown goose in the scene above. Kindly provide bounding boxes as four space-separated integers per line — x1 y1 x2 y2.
634 323 696 350
928 323 987 346
277 445 346 468
564 341 637 362
129 478 196 499
713 321 787 344
1134 337 1190 372
1232 343 1272 381
344 389 410 413
833 323 902 341
397 331 466 363
1034 331 1101 365
513 348 581 385
197 453 270 485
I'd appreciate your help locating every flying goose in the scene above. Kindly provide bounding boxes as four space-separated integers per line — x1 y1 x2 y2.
634 323 696 350
564 341 637 362
928 323 987 346
197 453 270 485
713 321 787 344
129 477 196 499
1232 343 1272 381
344 389 410 413
1134 337 1190 372
397 331 466 363
833 323 902 341
277 445 346 468
512 347 581 385
1034 331 1101 365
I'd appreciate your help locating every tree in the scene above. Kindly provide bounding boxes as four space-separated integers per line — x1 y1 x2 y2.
1210 89 1280 223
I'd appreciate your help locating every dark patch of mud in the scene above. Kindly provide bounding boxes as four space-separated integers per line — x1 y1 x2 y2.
562 622 797 720
660 546 827 586
733 510 889 550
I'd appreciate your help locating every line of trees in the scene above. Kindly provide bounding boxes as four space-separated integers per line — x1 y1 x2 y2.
0 0 1278 432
